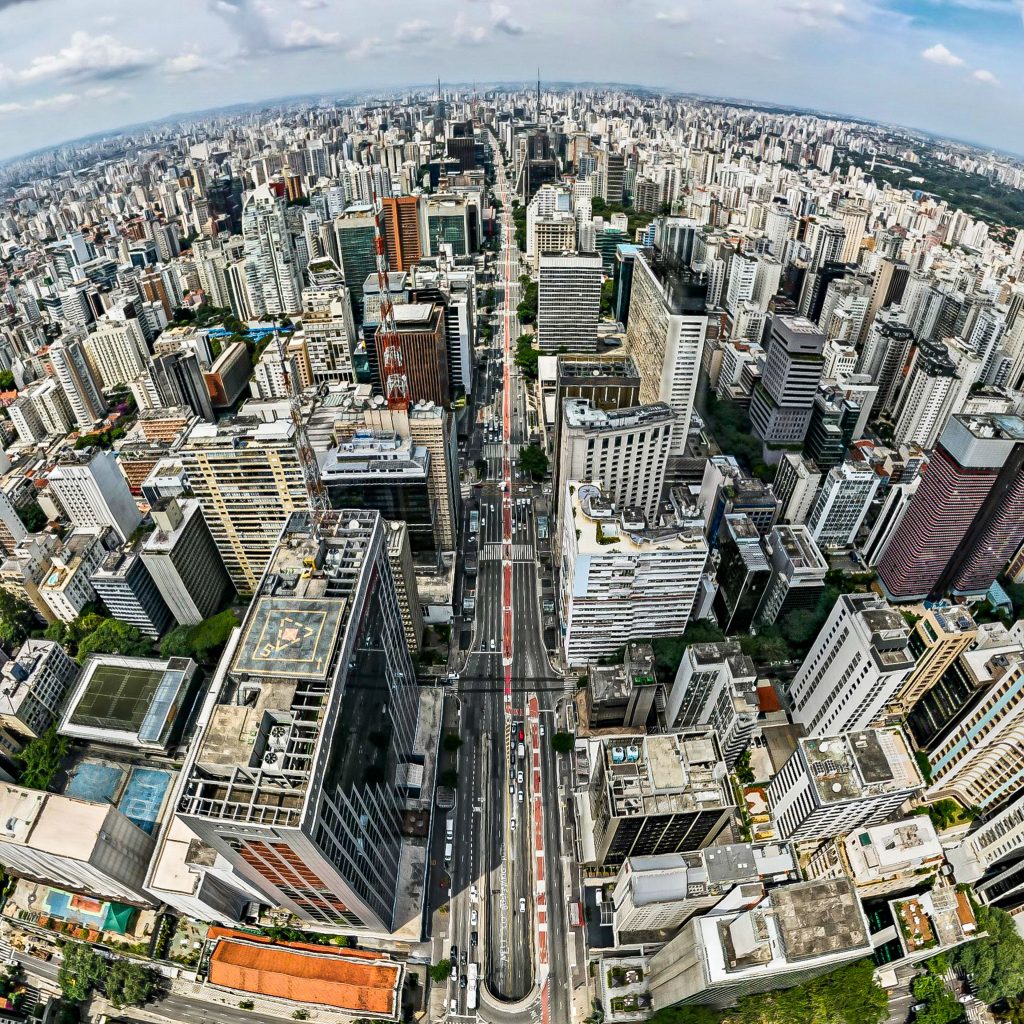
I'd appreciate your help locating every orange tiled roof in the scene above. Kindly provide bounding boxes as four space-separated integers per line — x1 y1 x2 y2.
208 939 400 1016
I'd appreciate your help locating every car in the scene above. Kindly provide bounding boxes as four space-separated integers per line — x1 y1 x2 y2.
518 788 524 802
509 783 514 795
540 725 545 736
471 931 479 946
460 975 468 989
519 897 527 913
517 770 524 784
450 963 458 981
460 950 468 968
450 998 459 1013
518 727 525 742
510 817 517 830
490 638 496 650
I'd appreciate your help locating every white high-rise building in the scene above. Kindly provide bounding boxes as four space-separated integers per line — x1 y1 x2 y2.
83 318 150 390
892 339 964 449
625 250 709 453
47 449 142 543
537 252 602 353
559 482 707 665
556 399 675 527
242 184 303 316
806 461 880 548
767 728 924 842
49 337 105 430
724 252 758 315
789 593 914 736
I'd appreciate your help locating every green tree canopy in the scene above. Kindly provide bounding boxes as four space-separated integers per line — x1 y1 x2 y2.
551 731 575 753
159 609 239 664
0 590 37 653
17 726 70 791
104 958 159 1008
429 960 452 983
0 370 15 391
954 905 1024 1003
519 444 548 479
76 618 153 665
57 942 108 1004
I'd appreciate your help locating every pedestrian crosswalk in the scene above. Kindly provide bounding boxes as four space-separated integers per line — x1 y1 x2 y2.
480 542 535 561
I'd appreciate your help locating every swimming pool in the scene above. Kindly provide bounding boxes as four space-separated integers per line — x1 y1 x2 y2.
118 768 171 835
65 762 125 804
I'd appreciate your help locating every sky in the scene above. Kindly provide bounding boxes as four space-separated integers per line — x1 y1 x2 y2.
0 0 1022 160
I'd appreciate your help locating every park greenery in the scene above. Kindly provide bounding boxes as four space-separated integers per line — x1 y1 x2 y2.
45 611 153 664
910 967 964 1024
551 731 575 754
519 443 549 479
57 942 158 1008
590 195 666 239
517 278 538 326
19 501 48 532
0 589 37 653
17 727 70 790
515 334 539 381
844 151 1024 230
647 959 886 1024
702 395 774 482
159 608 240 664
430 959 452 984
953 905 1024 1004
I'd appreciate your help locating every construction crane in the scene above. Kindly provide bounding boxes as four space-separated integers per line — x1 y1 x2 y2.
369 182 409 411
275 331 329 514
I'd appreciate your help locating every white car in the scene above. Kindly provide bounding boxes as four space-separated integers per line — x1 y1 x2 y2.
519 897 527 914
517 770 524 784
517 789 524 803
510 817 517 831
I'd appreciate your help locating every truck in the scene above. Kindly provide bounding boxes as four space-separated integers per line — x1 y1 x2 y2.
467 963 479 1011
446 816 454 842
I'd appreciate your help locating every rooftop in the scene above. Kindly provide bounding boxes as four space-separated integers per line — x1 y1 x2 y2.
595 730 731 819
801 729 923 805
182 511 380 828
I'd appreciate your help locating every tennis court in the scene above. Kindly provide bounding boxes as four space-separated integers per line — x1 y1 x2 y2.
68 661 166 733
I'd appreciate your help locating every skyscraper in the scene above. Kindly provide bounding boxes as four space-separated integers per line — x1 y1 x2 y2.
177 417 307 593
625 249 709 453
537 252 602 353
49 337 105 430
788 593 914 736
47 449 142 543
805 461 880 548
241 184 303 316
380 195 422 271
555 399 675 527
878 414 1024 601
178 510 423 932
749 316 825 456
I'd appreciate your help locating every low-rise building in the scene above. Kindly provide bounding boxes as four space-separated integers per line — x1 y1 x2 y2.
38 526 116 623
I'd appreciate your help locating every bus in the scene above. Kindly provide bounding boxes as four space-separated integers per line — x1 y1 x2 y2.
469 509 480 535
467 963 478 1010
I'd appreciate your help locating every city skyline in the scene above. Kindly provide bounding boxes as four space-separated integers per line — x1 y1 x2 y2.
0 0 1022 160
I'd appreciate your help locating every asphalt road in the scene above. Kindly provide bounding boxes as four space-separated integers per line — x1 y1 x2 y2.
437 139 577 1024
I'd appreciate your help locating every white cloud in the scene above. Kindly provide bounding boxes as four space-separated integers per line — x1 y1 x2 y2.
0 31 155 86
973 68 1000 84
163 52 212 75
921 42 966 67
655 8 690 24
281 20 339 49
490 2 525 34
345 35 383 61
453 12 488 43
0 85 116 116
298 0 327 6
397 18 433 42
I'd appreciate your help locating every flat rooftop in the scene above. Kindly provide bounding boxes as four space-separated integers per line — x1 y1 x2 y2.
597 731 731 819
802 729 923 805
772 878 869 961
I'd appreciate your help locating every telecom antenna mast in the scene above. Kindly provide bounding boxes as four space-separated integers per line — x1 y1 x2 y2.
276 331 329 513
369 182 409 411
